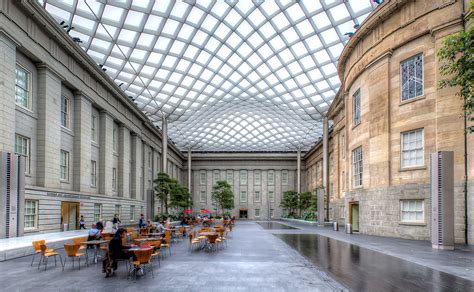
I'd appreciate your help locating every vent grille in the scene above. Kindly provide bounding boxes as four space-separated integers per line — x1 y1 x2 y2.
5 153 11 238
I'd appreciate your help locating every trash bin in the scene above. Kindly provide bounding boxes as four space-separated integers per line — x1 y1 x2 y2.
333 221 339 231
346 223 352 234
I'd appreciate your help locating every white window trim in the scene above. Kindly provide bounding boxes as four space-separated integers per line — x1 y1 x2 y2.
400 53 424 102
400 200 425 224
91 160 97 187
15 64 32 111
200 191 206 203
268 191 275 202
352 89 361 126
60 95 71 129
282 170 288 185
15 134 31 175
352 146 363 188
112 167 117 190
94 203 102 222
268 171 274 185
240 170 247 185
240 191 247 203
24 199 38 230
130 205 135 221
400 128 424 169
60 150 70 181
254 170 261 185
200 171 207 185
91 114 97 142
255 209 260 217
254 190 261 202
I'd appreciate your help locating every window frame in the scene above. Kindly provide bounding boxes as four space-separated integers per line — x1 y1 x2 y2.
60 150 70 181
94 203 102 222
213 170 220 185
130 205 135 221
400 128 424 169
15 64 32 111
254 170 261 185
400 199 424 223
352 146 363 188
60 95 71 129
240 190 247 203
240 170 247 185
24 199 38 230
91 114 97 142
91 160 97 187
115 204 121 218
282 170 288 185
226 170 233 184
400 53 424 102
255 208 260 217
352 89 361 126
268 190 275 202
112 167 117 191
15 134 30 175
200 171 207 185
268 170 274 185
200 190 206 203
254 190 261 202
113 126 118 153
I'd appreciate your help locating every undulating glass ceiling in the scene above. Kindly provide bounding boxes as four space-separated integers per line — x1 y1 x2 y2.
40 0 377 152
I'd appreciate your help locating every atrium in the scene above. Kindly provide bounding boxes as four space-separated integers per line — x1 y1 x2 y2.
0 0 473 291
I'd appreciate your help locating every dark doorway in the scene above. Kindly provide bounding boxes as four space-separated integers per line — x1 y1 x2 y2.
239 209 248 219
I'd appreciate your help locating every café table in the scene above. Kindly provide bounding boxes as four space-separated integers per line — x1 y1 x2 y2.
80 240 109 264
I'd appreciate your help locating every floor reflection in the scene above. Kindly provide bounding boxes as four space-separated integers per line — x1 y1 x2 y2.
256 221 298 230
275 234 474 291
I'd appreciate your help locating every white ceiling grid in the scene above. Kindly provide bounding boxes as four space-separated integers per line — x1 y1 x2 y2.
40 0 376 152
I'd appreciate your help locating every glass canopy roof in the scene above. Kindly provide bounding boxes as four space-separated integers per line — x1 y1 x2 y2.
40 0 377 152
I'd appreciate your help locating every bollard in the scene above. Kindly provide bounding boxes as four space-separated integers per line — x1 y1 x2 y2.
333 221 339 231
346 223 352 234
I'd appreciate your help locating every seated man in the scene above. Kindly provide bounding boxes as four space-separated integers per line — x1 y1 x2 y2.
88 224 101 241
156 221 165 234
103 228 132 277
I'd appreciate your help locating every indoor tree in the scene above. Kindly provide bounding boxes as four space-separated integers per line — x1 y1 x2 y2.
280 190 298 217
169 179 192 214
298 191 313 216
154 172 171 214
211 180 234 215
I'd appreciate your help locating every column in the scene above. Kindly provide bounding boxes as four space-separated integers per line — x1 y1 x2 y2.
319 117 328 226
36 64 62 188
72 91 92 192
98 110 113 196
130 133 142 199
117 124 130 197
187 148 192 192
162 117 168 173
0 32 17 153
297 147 301 193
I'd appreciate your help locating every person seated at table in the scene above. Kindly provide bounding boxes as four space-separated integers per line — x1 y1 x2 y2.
156 221 165 234
104 228 132 277
138 214 146 229
146 219 153 230
87 224 102 248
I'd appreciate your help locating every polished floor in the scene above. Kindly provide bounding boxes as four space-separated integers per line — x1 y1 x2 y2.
256 221 299 230
0 222 344 292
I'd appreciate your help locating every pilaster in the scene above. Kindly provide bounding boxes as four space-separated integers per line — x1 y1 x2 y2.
0 32 17 153
72 92 92 192
118 124 130 197
99 110 113 196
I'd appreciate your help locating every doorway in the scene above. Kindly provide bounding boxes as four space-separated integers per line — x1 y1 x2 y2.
349 202 359 232
61 201 80 231
239 209 248 219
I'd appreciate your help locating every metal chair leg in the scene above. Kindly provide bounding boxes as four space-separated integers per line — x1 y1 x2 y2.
31 253 36 266
63 257 67 271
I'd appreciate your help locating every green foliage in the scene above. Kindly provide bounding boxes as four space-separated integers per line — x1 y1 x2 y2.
154 172 171 214
437 15 474 133
211 180 235 215
280 190 299 216
302 212 317 221
154 213 180 222
298 191 313 214
169 179 192 212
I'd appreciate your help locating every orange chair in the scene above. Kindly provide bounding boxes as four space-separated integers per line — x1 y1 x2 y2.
161 231 172 256
129 248 154 280
63 243 88 270
71 236 88 251
189 233 201 251
216 228 227 248
38 244 62 270
148 240 161 267
206 234 220 252
31 240 53 266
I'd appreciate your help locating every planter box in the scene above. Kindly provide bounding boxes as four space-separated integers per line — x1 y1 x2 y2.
281 218 319 226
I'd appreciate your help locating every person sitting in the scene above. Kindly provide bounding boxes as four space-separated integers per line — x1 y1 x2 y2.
138 214 146 229
103 228 132 277
88 224 101 240
156 221 165 234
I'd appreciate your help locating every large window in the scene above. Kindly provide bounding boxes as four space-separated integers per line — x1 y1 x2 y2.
400 200 424 223
130 205 135 221
24 199 38 229
200 191 206 202
91 160 97 187
254 191 261 202
213 170 220 185
282 170 288 185
91 114 97 142
401 54 423 101
115 204 121 217
352 146 363 187
200 171 206 185
240 170 247 185
268 191 275 202
268 171 274 185
15 134 30 174
60 150 69 181
112 167 117 190
352 89 361 125
61 96 70 128
255 209 260 217
226 171 233 184
15 65 31 110
240 191 247 203
94 203 102 222
254 170 261 185
401 129 424 168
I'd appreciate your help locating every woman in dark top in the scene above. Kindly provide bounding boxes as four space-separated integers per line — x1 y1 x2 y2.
104 228 131 277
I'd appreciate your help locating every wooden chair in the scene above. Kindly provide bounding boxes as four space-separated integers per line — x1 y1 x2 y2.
126 227 135 233
147 240 161 267
216 228 227 248
71 236 88 252
129 248 154 280
175 226 185 240
63 243 88 270
31 240 53 266
161 231 172 256
206 234 220 252
188 233 201 251
38 244 62 270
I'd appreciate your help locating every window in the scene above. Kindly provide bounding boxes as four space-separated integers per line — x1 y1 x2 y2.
255 209 260 217
200 171 206 185
240 170 247 185
240 191 247 203
60 150 69 181
401 129 424 168
130 205 135 221
268 191 275 202
268 171 274 185
115 204 121 217
200 191 206 202
400 200 424 223
91 114 97 142
401 54 423 101
113 127 118 152
112 167 117 190
340 205 346 219
270 209 274 218
226 171 233 184
254 191 261 202
15 65 31 110
213 170 220 185
352 89 361 125
24 200 38 229
15 134 30 174
91 160 97 187
254 170 261 185
282 170 288 185
61 96 70 128
352 146 363 187
94 203 102 222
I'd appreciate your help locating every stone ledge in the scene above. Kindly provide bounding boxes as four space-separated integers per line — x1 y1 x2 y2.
281 218 319 226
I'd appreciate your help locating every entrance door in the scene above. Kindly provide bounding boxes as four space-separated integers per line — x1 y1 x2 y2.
61 202 80 231
239 209 248 219
350 203 359 232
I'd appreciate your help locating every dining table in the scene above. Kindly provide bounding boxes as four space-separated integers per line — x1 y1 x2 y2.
80 239 110 264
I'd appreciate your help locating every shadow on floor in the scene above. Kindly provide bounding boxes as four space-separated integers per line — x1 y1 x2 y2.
275 233 474 292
